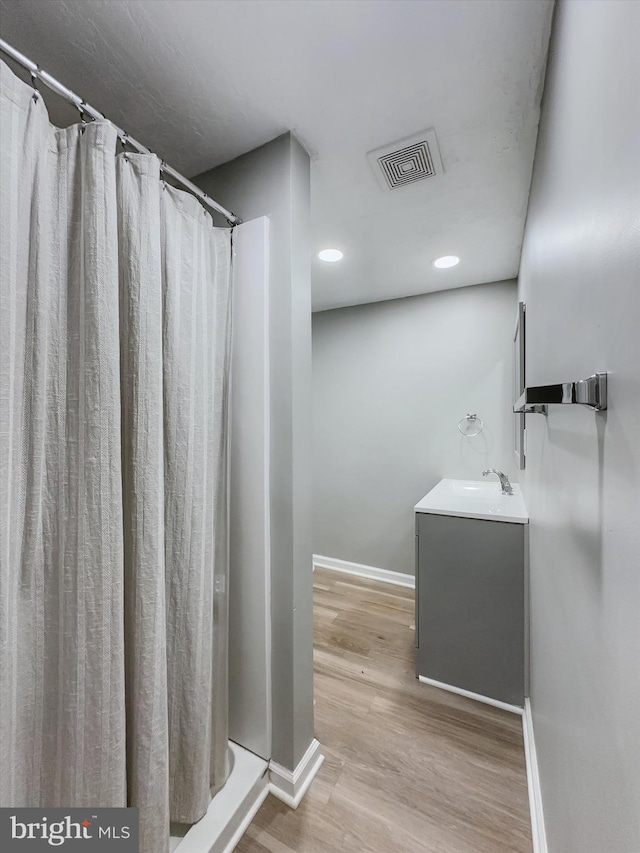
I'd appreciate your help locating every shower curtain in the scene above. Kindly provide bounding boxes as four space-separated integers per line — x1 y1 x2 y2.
0 60 232 853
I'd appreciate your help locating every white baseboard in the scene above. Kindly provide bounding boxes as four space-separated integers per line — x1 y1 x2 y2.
268 738 324 809
523 698 548 853
418 675 524 716
313 554 415 589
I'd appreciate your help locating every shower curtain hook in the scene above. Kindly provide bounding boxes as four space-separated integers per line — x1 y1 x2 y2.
29 68 40 101
78 100 88 132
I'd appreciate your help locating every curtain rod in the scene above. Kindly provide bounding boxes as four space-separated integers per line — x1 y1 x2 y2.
0 38 242 227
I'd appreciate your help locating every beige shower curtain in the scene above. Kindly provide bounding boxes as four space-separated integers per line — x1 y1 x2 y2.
0 60 232 853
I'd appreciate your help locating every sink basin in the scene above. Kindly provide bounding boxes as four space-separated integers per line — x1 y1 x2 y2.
414 478 528 524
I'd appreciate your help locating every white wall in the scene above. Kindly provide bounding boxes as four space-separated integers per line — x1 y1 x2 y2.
518 2 640 851
313 281 517 576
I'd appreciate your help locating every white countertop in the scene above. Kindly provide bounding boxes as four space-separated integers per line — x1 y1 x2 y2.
414 478 529 524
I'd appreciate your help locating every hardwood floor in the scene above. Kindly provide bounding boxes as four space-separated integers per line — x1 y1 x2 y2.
236 568 532 853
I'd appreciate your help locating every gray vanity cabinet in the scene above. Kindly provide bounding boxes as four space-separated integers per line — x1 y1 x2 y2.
415 512 526 707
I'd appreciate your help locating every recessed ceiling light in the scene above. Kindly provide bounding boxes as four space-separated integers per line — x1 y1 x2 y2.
433 255 460 269
318 248 343 263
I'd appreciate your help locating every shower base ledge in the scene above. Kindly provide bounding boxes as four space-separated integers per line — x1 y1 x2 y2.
171 741 268 853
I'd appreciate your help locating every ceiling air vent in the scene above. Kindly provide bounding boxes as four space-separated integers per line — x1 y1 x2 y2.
367 129 443 191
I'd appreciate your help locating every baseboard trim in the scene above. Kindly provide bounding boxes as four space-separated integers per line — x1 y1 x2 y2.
418 675 524 716
313 554 415 589
269 738 324 809
523 698 548 853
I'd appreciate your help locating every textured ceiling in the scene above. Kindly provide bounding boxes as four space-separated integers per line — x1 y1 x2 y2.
0 0 554 310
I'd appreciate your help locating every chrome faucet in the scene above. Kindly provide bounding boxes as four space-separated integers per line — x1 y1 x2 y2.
482 469 514 495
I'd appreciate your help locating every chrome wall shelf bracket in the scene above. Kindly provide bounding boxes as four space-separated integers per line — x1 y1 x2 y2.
514 372 607 415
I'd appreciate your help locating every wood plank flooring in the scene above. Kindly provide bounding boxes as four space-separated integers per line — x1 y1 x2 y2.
236 568 532 853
